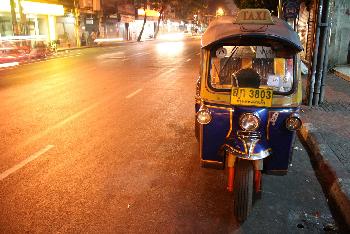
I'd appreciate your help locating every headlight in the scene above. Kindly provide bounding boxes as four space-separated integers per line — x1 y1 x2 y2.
196 106 212 124
239 113 260 131
286 113 302 131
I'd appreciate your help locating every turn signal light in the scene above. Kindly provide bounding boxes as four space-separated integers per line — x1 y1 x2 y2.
286 113 302 131
196 106 212 125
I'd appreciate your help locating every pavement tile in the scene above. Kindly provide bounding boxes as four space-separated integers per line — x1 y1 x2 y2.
299 72 350 230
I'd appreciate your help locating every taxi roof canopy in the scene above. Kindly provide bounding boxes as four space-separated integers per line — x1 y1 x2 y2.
202 10 303 52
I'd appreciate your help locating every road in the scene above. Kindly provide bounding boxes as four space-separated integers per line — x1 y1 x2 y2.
0 39 339 233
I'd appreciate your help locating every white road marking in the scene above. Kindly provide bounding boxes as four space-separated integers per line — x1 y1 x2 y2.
160 68 177 78
133 52 150 56
186 58 191 62
126 88 142 99
0 145 54 181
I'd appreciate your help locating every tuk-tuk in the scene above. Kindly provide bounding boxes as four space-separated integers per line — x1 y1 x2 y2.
195 9 303 222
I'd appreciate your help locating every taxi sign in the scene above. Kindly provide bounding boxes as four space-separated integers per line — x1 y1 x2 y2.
235 9 274 25
231 87 273 107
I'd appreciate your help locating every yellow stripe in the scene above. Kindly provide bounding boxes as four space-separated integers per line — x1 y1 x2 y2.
274 58 285 77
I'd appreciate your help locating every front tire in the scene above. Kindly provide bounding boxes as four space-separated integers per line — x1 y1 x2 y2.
233 159 254 222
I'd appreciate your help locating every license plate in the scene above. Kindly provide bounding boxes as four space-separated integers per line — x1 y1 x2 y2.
231 88 273 107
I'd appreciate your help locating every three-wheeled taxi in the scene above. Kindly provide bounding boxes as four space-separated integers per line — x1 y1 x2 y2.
195 9 303 221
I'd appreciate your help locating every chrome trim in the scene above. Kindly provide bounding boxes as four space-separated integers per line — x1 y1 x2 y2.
196 77 201 97
201 160 224 169
225 110 234 138
206 104 233 110
199 123 203 160
201 159 224 165
237 130 261 139
224 144 272 160
199 97 300 108
195 95 202 104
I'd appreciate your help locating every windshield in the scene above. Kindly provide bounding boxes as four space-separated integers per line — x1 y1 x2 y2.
209 45 294 93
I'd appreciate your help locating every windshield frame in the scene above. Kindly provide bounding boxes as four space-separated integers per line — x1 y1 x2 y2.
206 43 297 96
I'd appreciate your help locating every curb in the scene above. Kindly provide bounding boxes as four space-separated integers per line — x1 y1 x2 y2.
333 68 350 82
298 123 350 230
57 41 138 52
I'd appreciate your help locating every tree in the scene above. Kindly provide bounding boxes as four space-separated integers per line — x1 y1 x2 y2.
134 0 209 41
174 0 208 21
153 0 172 39
134 0 147 42
10 0 19 35
233 0 278 13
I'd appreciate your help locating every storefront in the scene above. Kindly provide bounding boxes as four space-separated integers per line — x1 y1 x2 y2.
56 14 76 47
104 17 120 39
116 2 137 41
120 14 136 41
79 14 99 46
0 0 64 41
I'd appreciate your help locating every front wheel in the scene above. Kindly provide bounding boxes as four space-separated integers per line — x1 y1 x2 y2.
233 159 254 222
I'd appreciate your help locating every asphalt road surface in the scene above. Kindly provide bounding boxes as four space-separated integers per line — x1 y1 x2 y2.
0 39 339 233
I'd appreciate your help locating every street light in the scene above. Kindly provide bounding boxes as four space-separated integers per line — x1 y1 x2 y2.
216 8 224 17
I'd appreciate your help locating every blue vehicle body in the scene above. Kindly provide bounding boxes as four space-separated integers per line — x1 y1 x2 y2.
196 103 298 174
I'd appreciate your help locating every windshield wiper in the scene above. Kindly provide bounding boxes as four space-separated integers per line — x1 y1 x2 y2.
218 46 238 79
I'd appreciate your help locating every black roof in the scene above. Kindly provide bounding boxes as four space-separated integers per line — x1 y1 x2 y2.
201 16 303 51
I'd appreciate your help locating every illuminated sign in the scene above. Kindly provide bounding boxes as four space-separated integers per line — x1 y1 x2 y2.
0 0 64 16
283 0 300 19
235 9 274 25
137 9 160 17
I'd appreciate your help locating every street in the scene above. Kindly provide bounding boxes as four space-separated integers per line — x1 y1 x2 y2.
0 39 338 233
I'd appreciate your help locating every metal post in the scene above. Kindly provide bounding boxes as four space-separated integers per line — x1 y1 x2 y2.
313 0 331 105
307 0 323 106
278 0 283 18
320 0 335 103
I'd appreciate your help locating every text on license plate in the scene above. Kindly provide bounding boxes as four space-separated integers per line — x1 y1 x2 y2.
231 88 273 107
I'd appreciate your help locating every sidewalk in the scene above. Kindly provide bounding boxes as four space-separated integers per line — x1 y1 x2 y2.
333 65 350 82
57 40 138 52
298 70 350 230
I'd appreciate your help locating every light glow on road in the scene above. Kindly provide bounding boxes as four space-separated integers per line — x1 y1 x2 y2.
94 38 124 43
156 42 184 57
0 62 19 68
158 33 184 41
0 35 48 41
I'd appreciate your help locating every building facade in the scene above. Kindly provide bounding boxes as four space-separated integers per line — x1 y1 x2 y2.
297 0 350 67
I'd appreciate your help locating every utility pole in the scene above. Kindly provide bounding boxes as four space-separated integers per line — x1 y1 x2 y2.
278 0 283 18
307 0 332 106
